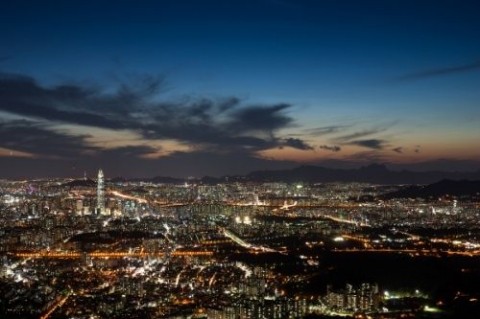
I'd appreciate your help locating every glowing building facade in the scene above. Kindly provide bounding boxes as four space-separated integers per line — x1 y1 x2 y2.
97 169 105 213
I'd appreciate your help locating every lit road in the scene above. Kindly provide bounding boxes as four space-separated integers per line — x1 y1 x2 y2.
40 291 71 319
222 228 252 249
222 228 277 252
110 190 148 203
341 234 371 248
13 250 213 259
110 190 188 207
331 248 480 257
320 214 370 227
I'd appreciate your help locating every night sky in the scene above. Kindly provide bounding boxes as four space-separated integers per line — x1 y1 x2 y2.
1 0 480 178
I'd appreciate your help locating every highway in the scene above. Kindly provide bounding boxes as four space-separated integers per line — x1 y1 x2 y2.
10 247 480 261
320 214 370 227
331 248 480 257
110 190 187 207
222 228 277 252
13 250 213 259
40 291 71 319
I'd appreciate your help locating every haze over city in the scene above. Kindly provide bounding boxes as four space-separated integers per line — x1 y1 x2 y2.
1 0 479 178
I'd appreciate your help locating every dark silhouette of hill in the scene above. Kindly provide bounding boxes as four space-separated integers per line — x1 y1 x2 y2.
110 176 128 183
149 176 184 184
381 179 480 199
110 176 184 184
113 164 480 185
62 178 96 188
242 164 480 184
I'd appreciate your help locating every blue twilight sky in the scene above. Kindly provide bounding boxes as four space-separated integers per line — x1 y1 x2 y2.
0 0 480 177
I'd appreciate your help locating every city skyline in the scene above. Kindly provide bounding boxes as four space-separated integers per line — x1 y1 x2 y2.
1 0 480 178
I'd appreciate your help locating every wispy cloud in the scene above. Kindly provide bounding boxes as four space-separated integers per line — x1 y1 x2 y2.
334 127 388 143
304 125 351 136
397 60 480 81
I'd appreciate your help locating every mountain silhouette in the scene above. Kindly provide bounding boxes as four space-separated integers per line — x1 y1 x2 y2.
242 164 480 184
382 179 480 199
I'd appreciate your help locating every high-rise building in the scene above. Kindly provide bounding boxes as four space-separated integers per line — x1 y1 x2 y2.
97 169 105 213
76 199 83 215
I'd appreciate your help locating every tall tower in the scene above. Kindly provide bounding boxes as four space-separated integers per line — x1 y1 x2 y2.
97 169 105 213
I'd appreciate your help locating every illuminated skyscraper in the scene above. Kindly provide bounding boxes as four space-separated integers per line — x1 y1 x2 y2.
97 169 105 213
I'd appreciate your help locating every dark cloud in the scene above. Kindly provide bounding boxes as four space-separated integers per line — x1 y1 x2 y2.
349 139 387 150
319 145 341 152
392 147 403 153
0 72 310 156
0 120 97 158
397 60 480 81
218 97 241 113
281 138 314 150
143 102 297 151
99 145 159 158
0 120 165 162
0 73 132 129
332 125 395 152
229 104 293 133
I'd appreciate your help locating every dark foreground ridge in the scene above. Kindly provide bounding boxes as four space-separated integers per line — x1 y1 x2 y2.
62 178 96 188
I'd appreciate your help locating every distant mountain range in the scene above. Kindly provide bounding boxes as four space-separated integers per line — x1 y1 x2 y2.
99 164 480 199
114 163 480 185
381 179 480 199
238 164 480 185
